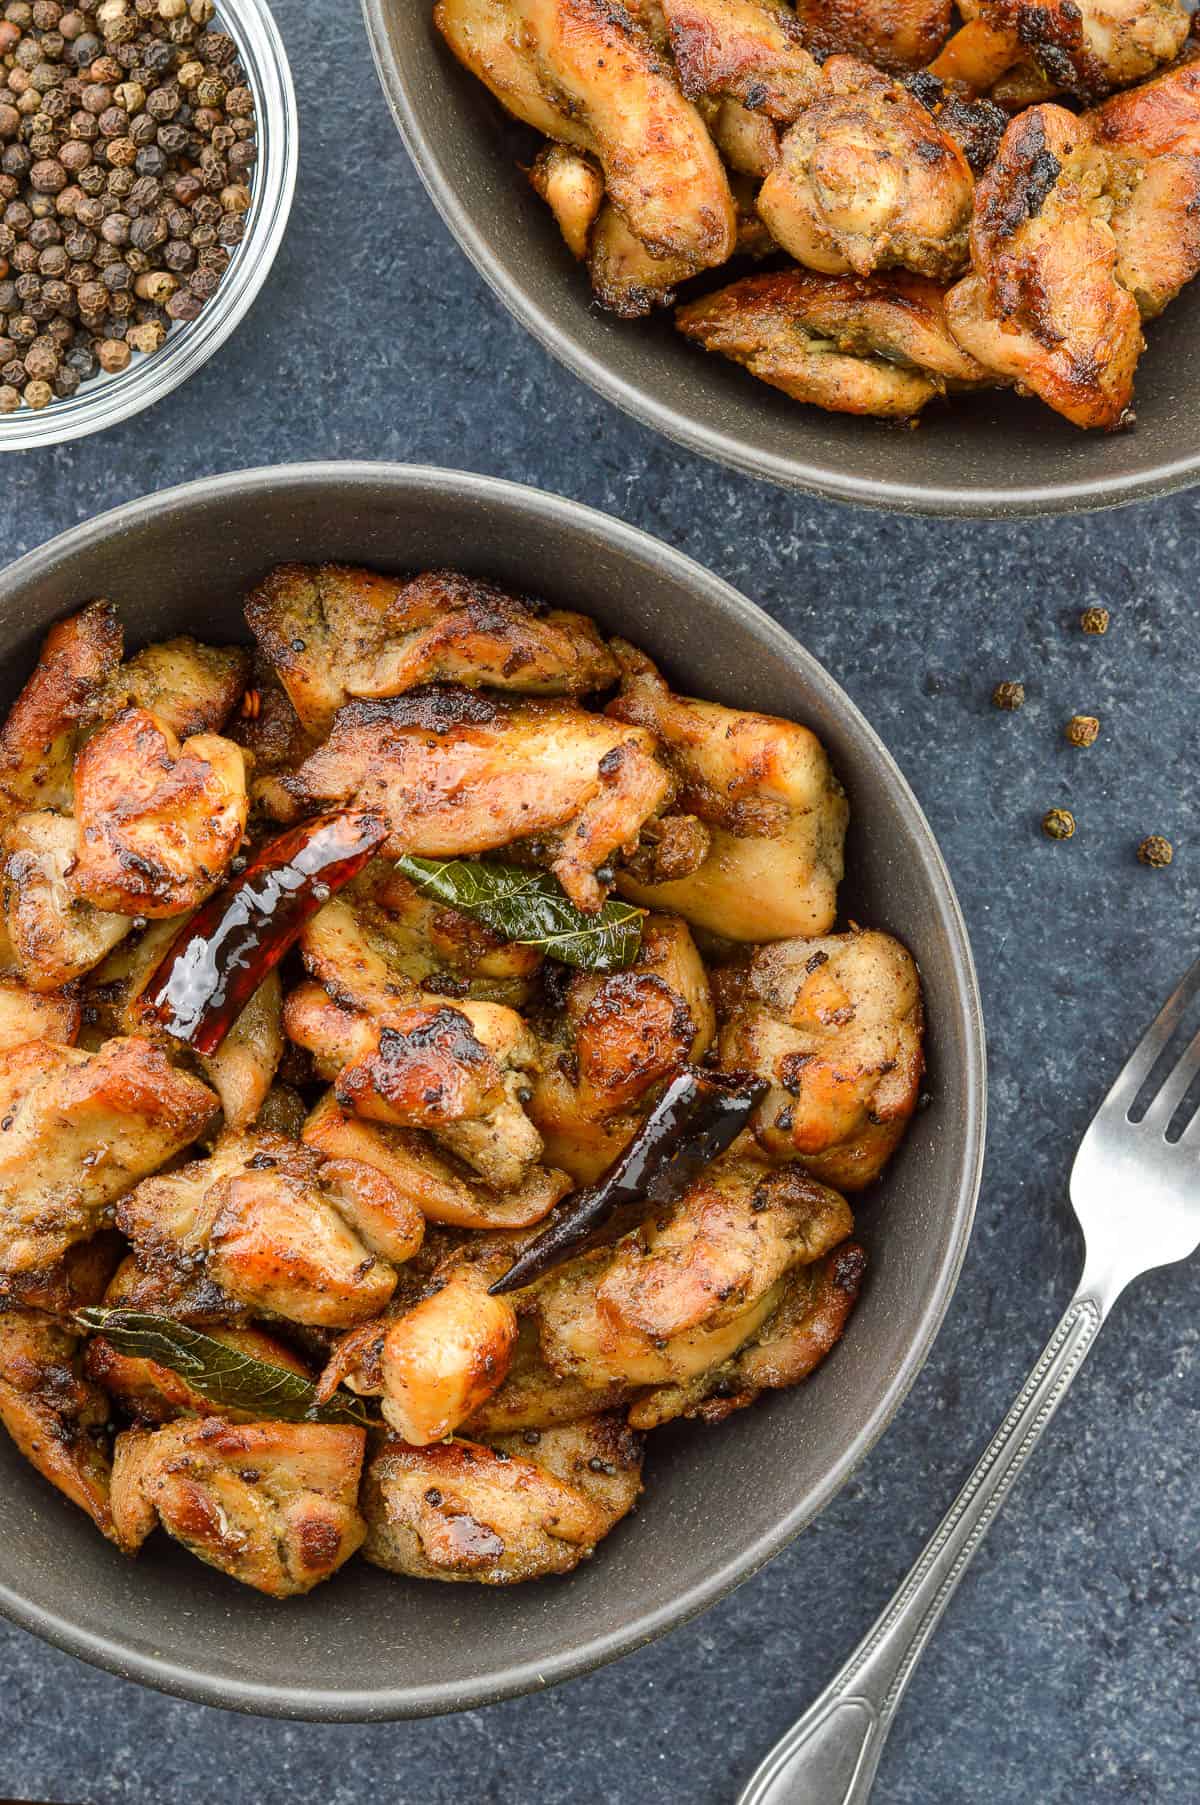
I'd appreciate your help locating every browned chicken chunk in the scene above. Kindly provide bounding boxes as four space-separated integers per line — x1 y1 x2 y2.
2 809 131 991
0 1306 119 1540
0 1036 217 1283
69 709 248 917
286 686 674 914
361 1412 642 1583
945 103 1144 428
1089 57 1200 316
0 977 79 1049
436 0 736 267
659 0 820 122
246 563 618 738
793 0 954 72
370 1251 519 1443
528 142 605 257
720 929 924 1189
940 0 1189 104
586 202 697 316
677 267 990 417
757 57 975 279
0 601 121 821
84 637 250 740
111 1417 367 1596
608 642 846 940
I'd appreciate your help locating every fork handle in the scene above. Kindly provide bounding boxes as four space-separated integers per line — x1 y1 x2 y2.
737 1288 1109 1805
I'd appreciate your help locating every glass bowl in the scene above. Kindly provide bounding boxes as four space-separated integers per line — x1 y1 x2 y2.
0 0 297 450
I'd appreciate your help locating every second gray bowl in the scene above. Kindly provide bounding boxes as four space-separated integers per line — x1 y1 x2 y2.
0 463 984 1718
363 0 1200 517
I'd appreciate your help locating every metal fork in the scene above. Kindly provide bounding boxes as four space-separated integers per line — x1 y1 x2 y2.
738 955 1200 1805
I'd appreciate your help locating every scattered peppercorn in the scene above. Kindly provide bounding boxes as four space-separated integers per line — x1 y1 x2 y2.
1063 714 1099 748
991 680 1025 712
1042 808 1075 841
1137 835 1173 869
1080 607 1110 635
0 0 255 413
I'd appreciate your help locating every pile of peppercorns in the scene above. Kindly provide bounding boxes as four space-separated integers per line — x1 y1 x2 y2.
0 0 256 412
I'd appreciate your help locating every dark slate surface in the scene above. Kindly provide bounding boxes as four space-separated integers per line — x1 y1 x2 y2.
1 2 1198 1800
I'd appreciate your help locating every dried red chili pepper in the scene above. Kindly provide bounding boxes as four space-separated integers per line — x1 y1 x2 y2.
135 809 386 1055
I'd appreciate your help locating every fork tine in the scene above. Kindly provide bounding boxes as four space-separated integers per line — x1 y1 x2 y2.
1139 1021 1200 1136
1099 953 1200 1120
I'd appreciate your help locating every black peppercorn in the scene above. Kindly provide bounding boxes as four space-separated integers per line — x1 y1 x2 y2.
1137 835 1173 869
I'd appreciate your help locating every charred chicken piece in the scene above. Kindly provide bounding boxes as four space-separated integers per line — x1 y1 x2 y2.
0 1036 217 1283
0 601 122 822
437 0 736 268
111 1417 367 1596
720 929 924 1190
85 1322 313 1425
0 976 79 1049
302 1092 569 1229
627 1240 866 1426
902 71 1007 174
936 0 1189 104
84 637 250 740
587 202 697 316
2 809 131 991
245 563 618 739
1089 57 1200 316
793 0 954 72
659 0 820 122
116 1129 404 1329
757 57 975 280
361 1411 642 1584
529 913 715 1184
0 1305 119 1540
286 686 674 915
69 709 248 918
944 104 1144 428
528 143 605 257
676 267 990 417
284 981 544 1191
534 1154 854 1388
608 642 847 941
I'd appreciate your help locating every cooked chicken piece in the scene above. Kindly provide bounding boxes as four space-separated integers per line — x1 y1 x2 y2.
793 0 953 71
712 96 781 175
246 563 618 740
284 981 544 1191
620 812 712 888
758 58 975 280
608 643 847 941
937 0 1189 104
84 637 250 740
719 929 924 1189
465 1315 635 1433
361 1412 641 1583
660 0 820 121
628 1239 866 1426
0 1305 118 1540
287 687 674 914
69 709 247 917
0 600 122 822
369 1252 518 1443
945 104 1144 428
0 977 79 1049
535 1154 854 1387
528 142 605 257
676 267 990 417
902 71 1007 173
0 1036 217 1283
587 202 696 315
225 654 317 824
99 1247 251 1325
85 1322 313 1425
1090 58 1200 316
116 1130 401 1329
301 867 542 1015
2 809 131 991
198 970 285 1131
111 1417 367 1596
1 1229 121 1315
303 1092 569 1229
438 0 736 267
529 913 715 1184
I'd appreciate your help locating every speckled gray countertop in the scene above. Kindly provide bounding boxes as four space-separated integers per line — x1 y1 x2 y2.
0 3 1197 1801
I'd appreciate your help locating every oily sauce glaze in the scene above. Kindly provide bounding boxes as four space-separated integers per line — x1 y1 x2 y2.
0 562 923 1594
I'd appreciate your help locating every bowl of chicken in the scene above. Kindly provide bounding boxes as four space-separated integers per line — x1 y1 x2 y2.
0 462 983 1718
362 0 1200 515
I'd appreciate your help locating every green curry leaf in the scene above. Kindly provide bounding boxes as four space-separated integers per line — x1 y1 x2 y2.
393 855 644 972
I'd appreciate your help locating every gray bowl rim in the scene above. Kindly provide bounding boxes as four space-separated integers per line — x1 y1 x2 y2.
360 0 1200 520
0 461 986 1719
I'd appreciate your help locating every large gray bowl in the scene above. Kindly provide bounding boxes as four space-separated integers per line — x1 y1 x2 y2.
0 464 985 1718
362 0 1200 517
